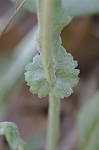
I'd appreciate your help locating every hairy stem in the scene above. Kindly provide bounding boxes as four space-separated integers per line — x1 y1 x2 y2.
47 94 60 150
38 0 56 85
37 0 60 150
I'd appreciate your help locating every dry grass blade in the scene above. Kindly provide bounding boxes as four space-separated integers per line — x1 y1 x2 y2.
0 0 26 38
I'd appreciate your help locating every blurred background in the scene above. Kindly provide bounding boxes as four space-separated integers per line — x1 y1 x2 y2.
0 0 99 150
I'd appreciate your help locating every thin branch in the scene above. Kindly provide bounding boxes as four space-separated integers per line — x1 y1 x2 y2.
0 0 26 38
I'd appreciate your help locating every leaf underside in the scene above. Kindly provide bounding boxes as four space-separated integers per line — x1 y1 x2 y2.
25 0 79 99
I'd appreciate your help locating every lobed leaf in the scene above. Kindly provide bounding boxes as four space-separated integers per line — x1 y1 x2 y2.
25 0 79 99
52 47 79 99
25 55 50 98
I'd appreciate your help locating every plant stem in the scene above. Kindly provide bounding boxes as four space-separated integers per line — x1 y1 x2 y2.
47 94 60 150
37 0 60 150
38 0 55 85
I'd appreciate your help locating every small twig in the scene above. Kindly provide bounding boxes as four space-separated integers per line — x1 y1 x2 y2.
0 0 26 38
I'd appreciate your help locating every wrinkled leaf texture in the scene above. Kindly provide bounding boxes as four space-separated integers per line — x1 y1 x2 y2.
25 0 79 99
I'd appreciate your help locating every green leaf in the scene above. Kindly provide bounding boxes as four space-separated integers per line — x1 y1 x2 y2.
25 55 50 98
52 47 79 99
25 0 79 99
62 0 99 17
78 91 99 150
0 122 28 150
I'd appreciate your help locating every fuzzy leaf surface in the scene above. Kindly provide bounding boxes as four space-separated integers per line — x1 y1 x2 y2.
52 47 79 99
25 55 50 98
25 0 79 99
